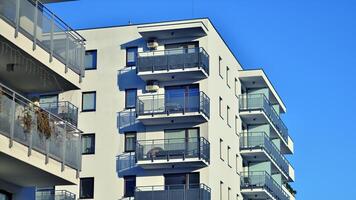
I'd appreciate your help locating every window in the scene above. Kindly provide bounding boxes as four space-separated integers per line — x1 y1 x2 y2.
227 146 231 167
126 47 138 67
220 181 224 200
125 89 137 109
227 106 230 126
84 50 97 70
236 154 240 174
220 139 224 161
124 176 136 197
124 132 137 152
228 187 231 200
226 66 230 87
235 116 239 136
219 56 223 78
82 134 95 155
80 177 94 199
82 92 96 112
219 97 223 119
234 78 239 97
165 173 199 186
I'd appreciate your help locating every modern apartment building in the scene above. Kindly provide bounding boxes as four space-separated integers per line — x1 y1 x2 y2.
0 0 85 199
67 18 296 200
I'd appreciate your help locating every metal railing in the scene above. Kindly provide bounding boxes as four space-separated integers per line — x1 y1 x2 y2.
239 94 289 142
137 91 210 119
135 183 211 200
0 83 82 171
117 152 136 172
240 132 291 177
136 137 210 164
40 101 78 127
241 171 289 200
36 190 76 200
0 0 85 77
137 47 209 75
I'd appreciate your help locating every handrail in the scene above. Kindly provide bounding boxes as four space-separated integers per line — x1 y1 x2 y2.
136 183 211 192
0 82 82 170
239 93 289 142
240 132 291 176
241 171 289 200
138 47 209 58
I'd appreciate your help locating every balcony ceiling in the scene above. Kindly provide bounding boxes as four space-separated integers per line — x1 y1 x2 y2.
138 21 208 40
0 36 78 94
0 152 72 187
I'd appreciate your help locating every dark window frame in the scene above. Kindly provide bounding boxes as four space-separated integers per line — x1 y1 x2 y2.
79 177 94 199
126 47 138 67
84 50 97 70
227 105 231 127
82 133 95 155
220 138 224 161
219 56 223 79
125 88 137 109
124 132 137 153
226 66 230 87
124 176 136 198
82 91 96 112
219 97 224 119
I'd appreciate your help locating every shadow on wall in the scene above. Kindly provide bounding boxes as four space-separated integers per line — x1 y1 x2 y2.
117 67 146 92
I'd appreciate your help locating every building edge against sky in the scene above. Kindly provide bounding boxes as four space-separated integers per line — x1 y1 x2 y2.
58 18 296 200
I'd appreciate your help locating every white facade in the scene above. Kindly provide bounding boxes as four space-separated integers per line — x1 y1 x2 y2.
68 18 295 200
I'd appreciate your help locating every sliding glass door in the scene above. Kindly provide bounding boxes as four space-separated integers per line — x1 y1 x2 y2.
165 85 199 114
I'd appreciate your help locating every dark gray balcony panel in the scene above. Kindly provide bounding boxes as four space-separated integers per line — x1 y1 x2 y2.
137 47 209 81
36 190 76 200
40 101 78 126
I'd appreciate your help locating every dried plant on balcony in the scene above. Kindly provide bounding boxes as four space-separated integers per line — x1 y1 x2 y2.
36 109 52 139
21 106 33 133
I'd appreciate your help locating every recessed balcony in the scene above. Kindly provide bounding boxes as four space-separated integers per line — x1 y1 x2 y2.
240 132 295 182
136 91 210 125
239 94 293 154
135 183 211 200
0 83 82 187
240 171 289 200
136 137 210 169
137 47 209 81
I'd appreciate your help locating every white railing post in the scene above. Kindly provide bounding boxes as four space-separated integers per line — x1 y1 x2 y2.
9 92 16 148
14 0 20 38
61 122 67 172
49 13 54 62
32 0 38 50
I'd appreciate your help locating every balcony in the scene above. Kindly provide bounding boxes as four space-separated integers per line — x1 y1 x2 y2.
0 0 85 77
40 101 78 127
135 183 211 200
36 190 76 200
137 47 209 81
239 94 293 153
240 132 294 181
136 92 210 125
0 83 82 186
136 137 210 169
117 152 136 173
241 171 289 200
117 109 145 133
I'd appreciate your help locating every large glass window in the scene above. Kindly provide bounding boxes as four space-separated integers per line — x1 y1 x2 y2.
164 173 199 189
164 128 199 156
165 84 199 113
126 47 138 67
82 92 96 112
82 134 95 155
125 89 137 109
124 132 137 152
124 176 136 197
80 178 94 199
84 50 97 70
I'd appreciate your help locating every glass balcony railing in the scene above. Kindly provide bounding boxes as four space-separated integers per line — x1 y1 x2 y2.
40 101 78 127
137 47 209 75
239 94 289 142
136 137 210 164
0 0 85 76
0 83 82 171
117 152 136 172
241 171 289 200
137 91 210 119
36 190 76 200
240 132 291 177
135 183 211 200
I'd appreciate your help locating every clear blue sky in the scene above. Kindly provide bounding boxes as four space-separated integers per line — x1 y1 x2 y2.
49 0 356 199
